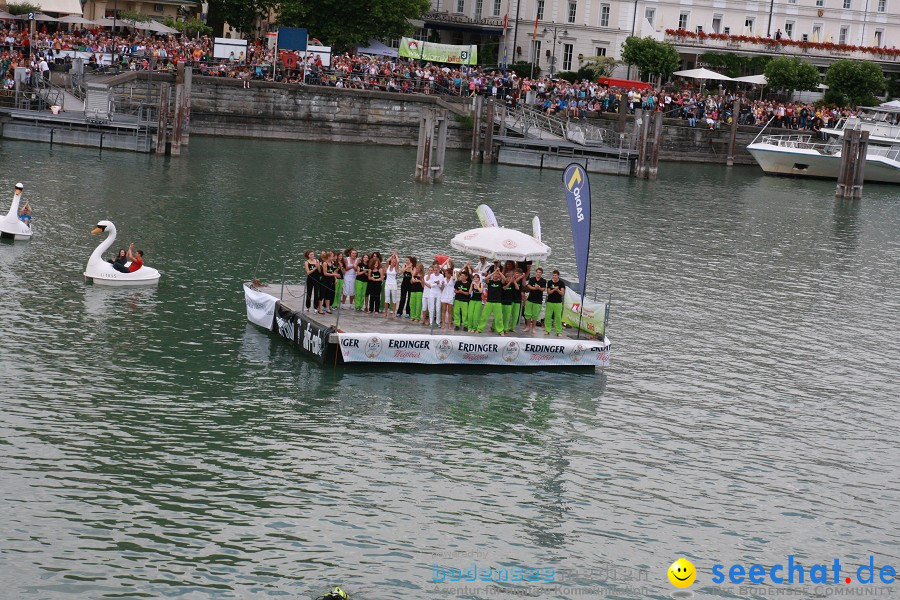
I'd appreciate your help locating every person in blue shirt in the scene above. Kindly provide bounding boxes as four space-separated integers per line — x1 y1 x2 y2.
18 200 32 226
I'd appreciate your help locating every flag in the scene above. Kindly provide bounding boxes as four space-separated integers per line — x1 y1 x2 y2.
533 13 539 39
476 204 499 228
562 163 591 297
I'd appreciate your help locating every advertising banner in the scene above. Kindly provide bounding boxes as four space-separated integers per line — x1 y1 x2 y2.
213 37 248 60
337 333 609 367
398 37 477 65
296 312 333 363
562 163 591 297
562 287 607 337
274 303 297 344
244 284 277 330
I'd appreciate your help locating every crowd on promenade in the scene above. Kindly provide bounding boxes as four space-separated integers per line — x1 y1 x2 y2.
302 249 567 337
2 19 866 132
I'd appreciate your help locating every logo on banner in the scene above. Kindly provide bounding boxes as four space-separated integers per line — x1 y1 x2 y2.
276 313 295 343
464 233 478 240
570 343 586 363
502 239 517 249
302 320 324 357
502 341 520 363
435 338 454 361
364 336 383 359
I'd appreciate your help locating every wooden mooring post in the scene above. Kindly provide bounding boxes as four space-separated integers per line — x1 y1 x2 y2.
470 96 483 162
727 97 740 166
647 111 663 180
618 92 628 134
836 128 869 199
171 64 185 155
482 99 495 164
154 82 170 155
415 109 449 183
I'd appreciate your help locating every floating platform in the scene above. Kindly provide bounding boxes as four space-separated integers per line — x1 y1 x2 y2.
244 283 611 369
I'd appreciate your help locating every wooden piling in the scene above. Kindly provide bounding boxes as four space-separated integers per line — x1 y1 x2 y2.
648 111 663 180
470 96 483 162
434 111 449 183
182 65 192 146
836 128 865 198
618 91 628 135
415 109 435 182
483 99 495 164
727 97 740 166
171 64 185 156
154 82 170 155
851 130 869 199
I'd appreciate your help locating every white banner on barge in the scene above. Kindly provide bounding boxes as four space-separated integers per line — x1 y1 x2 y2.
337 333 610 367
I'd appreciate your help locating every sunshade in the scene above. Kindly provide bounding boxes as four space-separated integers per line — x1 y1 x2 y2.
673 67 733 81
450 227 552 262
57 15 96 24
734 74 767 85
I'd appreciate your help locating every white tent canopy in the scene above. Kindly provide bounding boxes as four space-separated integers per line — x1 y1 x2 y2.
734 74 767 85
880 100 900 108
450 227 551 262
674 67 733 81
57 15 96 24
357 39 398 58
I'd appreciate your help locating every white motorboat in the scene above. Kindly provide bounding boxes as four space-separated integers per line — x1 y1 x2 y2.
0 183 33 241
747 106 900 184
84 220 161 286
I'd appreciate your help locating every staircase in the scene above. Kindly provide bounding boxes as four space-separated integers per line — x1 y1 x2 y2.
498 103 618 147
32 77 85 113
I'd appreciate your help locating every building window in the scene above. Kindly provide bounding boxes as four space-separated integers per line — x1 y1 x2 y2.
600 4 610 27
532 40 541 65
801 34 809 41
788 0 796 4
679 12 689 29
562 43 573 71
493 0 501 16
474 0 482 18
645 7 655 27
595 46 607 56
875 29 884 46
812 23 822 41
785 21 794 38
815 0 824 6
723 26 730 34
696 25 703 34
843 0 851 7
712 15 722 33
456 0 464 13
568 2 577 24
839 25 848 44
153 3 163 11
536 0 544 20
744 17 755 33
877 0 886 11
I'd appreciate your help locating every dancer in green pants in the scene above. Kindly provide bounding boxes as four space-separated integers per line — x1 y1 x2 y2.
477 271 506 335
545 270 566 336
452 272 471 330
355 254 369 311
468 273 484 330
409 263 425 322
523 267 547 334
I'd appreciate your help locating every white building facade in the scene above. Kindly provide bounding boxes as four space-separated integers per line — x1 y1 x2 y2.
419 0 900 77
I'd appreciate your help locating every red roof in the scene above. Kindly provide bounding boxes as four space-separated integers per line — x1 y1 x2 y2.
597 77 653 90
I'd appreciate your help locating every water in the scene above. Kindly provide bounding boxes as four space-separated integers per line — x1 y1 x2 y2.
1 138 899 599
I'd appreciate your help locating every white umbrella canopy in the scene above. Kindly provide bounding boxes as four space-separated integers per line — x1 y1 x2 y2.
14 12 58 21
674 67 733 81
734 74 767 85
91 17 116 26
57 15 96 24
881 100 900 108
146 20 178 34
450 227 552 262
0 10 17 19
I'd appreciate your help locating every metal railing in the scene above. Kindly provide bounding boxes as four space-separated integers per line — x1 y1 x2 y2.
501 103 617 146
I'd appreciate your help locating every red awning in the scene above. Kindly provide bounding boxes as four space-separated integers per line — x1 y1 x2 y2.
597 77 653 90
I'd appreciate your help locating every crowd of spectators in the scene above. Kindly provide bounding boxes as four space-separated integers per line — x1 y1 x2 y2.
2 19 868 132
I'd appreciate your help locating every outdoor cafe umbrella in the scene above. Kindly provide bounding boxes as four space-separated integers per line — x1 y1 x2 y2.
674 67 732 93
734 74 767 99
145 20 178 34
14 12 58 21
450 227 552 262
57 15 97 24
0 10 17 19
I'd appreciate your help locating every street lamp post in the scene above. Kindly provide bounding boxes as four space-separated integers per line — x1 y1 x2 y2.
543 25 568 77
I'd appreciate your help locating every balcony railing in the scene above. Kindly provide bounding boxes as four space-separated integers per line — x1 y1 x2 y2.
422 10 505 28
664 31 900 63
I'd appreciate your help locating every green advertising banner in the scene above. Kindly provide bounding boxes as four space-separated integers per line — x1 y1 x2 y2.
562 287 608 338
399 37 478 65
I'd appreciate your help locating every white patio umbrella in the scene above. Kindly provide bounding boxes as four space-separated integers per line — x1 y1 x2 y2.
673 67 733 81
91 17 116 26
14 12 58 21
450 227 552 262
734 74 767 85
57 15 97 24
146 21 178 34
0 10 17 19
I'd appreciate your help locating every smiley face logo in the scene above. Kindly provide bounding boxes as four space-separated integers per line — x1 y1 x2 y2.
667 558 696 588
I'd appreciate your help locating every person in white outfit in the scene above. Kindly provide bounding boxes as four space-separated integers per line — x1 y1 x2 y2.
439 265 455 330
383 254 400 318
423 263 443 326
342 248 358 307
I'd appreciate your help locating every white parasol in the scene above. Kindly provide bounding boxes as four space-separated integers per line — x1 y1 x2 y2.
734 74 767 85
57 15 97 24
673 67 733 81
451 227 551 262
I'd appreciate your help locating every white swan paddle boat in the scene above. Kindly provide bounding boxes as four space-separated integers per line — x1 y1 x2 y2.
84 220 160 286
0 183 33 241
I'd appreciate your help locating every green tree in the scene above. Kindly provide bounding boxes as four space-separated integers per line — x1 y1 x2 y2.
701 52 771 79
206 0 276 38
278 0 430 52
620 37 679 82
576 56 620 80
824 59 886 107
764 57 820 97
5 2 41 15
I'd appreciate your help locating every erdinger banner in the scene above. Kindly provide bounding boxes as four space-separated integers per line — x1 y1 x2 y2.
244 284 277 330
337 333 610 367
399 37 478 65
562 287 608 337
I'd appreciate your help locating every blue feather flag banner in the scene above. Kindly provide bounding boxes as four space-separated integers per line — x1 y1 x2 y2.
562 163 591 297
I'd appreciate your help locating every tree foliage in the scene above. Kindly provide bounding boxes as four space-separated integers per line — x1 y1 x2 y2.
764 57 821 96
5 2 41 15
206 0 276 38
119 10 152 23
701 52 771 79
824 59 886 107
577 56 620 80
163 17 213 37
278 0 430 51
509 61 540 79
620 37 679 81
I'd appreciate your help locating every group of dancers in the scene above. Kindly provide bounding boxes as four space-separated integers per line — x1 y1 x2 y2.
302 249 566 336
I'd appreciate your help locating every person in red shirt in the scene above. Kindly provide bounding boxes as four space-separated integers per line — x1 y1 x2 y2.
126 243 144 272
